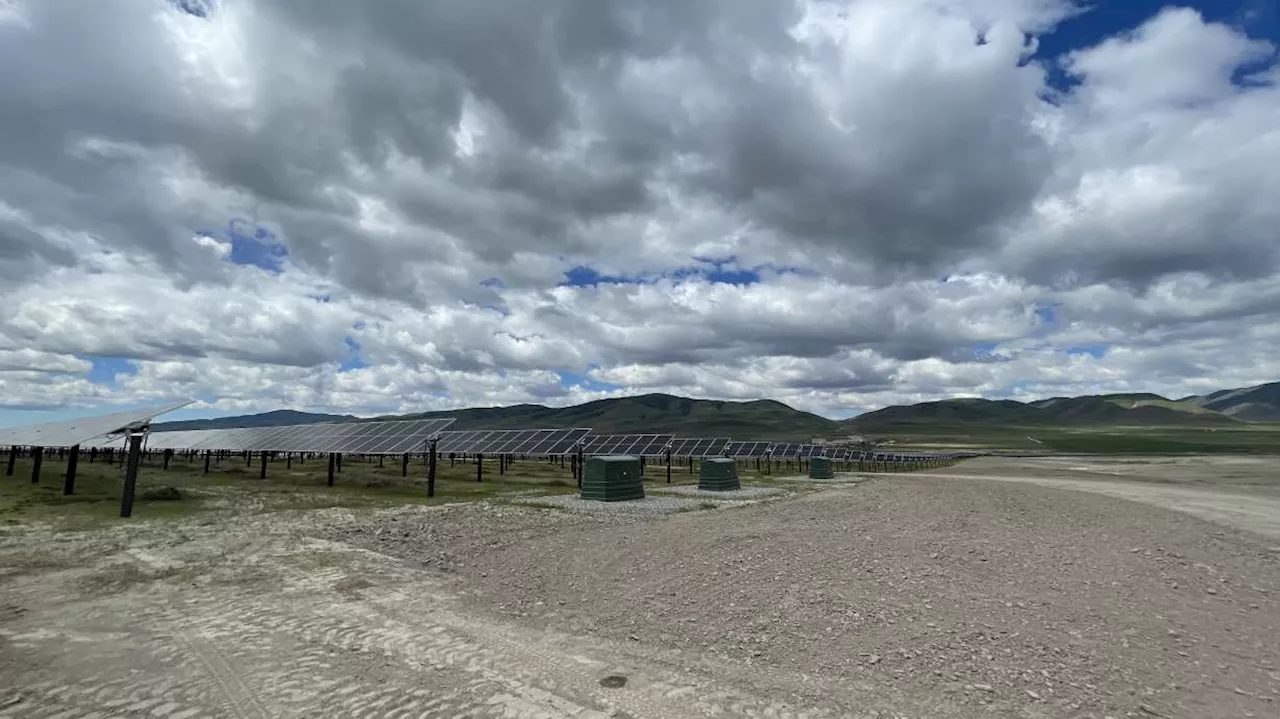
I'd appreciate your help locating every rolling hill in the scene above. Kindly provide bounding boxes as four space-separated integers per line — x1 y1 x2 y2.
847 388 1270 431
154 394 843 440
151 381 1280 439
391 394 843 439
1179 381 1280 421
154 409 354 431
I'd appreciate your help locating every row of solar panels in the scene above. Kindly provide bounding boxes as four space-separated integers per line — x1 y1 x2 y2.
0 403 966 461
73 423 961 461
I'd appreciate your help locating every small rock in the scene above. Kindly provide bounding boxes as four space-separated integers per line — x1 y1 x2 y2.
974 684 994 693
140 486 183 501
1026 690 1040 700
599 675 627 689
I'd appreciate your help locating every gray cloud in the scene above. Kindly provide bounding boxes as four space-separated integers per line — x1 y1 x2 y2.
0 1 1278 421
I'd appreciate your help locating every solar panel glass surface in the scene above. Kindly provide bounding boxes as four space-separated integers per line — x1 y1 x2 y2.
0 401 193 448
667 438 730 457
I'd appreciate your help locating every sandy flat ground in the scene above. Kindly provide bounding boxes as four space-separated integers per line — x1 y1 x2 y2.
2 455 1279 718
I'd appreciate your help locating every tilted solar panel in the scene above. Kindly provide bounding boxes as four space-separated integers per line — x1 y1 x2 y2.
769 443 800 458
435 428 590 456
795 444 825 458
122 419 455 455
0 400 194 449
725 441 771 457
582 434 673 456
667 437 730 458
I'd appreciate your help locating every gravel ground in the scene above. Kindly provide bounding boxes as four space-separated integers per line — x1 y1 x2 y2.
508 493 727 517
648 484 792 500
416 476 1280 718
773 473 869 484
7 459 1280 718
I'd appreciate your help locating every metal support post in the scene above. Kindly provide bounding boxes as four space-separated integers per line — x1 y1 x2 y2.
427 440 438 497
30 446 43 484
120 433 144 518
63 445 80 495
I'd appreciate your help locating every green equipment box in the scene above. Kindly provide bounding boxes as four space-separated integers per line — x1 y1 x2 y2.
581 456 645 502
808 456 835 479
699 457 740 491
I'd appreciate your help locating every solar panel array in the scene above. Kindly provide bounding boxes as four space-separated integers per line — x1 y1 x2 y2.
435 428 589 456
69 416 971 467
767 442 800 458
580 434 673 457
723 441 772 457
667 438 730 458
0 401 193 449
112 419 456 454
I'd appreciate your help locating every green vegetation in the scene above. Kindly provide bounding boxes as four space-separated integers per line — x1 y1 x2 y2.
865 423 1280 454
0 451 821 527
849 381 1280 432
0 452 581 529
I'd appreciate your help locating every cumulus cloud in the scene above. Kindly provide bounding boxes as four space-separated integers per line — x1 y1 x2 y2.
0 0 1278 424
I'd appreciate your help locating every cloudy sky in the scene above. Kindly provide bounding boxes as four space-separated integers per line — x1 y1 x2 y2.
1 0 1278 426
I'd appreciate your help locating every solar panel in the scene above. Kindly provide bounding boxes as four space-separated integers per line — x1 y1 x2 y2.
581 434 673 456
667 437 730 458
0 401 194 449
119 419 455 454
796 444 825 458
769 442 800 458
724 441 772 457
435 428 590 456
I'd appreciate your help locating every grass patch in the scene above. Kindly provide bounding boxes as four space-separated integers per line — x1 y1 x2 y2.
0 453 879 529
0 453 583 528
859 423 1280 454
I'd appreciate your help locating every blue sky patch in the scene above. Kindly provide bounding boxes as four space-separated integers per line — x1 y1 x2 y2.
560 258 814 288
83 355 137 386
1033 303 1061 327
556 370 623 392
226 219 287 273
340 336 369 372
1033 1 1278 92
1065 344 1108 359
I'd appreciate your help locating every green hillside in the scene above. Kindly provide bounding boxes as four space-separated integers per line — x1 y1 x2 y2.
394 393 843 439
1182 381 1280 421
157 394 843 440
154 409 353 431
850 393 1243 431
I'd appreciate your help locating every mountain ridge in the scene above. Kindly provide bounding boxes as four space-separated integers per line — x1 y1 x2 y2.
151 381 1280 437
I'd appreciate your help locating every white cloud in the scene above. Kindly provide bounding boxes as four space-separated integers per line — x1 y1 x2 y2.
0 1 1277 424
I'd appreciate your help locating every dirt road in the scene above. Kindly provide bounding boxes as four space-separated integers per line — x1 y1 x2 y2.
898 456 1280 539
2 456 1279 718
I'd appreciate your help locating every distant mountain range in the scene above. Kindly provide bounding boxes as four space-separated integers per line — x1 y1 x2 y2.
846 381 1280 430
152 382 1280 438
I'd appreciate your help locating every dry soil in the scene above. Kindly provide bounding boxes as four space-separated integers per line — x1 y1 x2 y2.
2 455 1279 718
